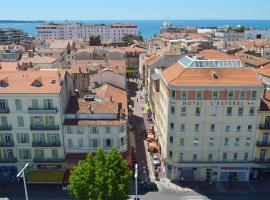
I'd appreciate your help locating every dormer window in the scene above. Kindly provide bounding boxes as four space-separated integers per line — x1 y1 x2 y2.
0 81 8 87
31 80 43 87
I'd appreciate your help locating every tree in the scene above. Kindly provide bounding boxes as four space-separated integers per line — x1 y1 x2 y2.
68 148 132 200
122 34 144 45
67 42 71 54
89 35 101 46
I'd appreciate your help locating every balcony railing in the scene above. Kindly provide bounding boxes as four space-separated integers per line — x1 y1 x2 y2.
169 159 252 164
254 158 270 164
259 123 270 129
33 158 64 163
0 141 14 147
0 158 17 163
28 107 58 114
32 141 61 147
0 125 12 130
256 141 270 147
0 108 10 113
30 125 59 130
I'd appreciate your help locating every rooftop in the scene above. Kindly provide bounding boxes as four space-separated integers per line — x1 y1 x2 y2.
20 55 58 65
196 49 235 60
0 70 66 94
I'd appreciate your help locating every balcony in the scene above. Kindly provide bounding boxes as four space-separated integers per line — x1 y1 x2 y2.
0 108 10 113
0 141 14 147
0 158 17 163
254 158 270 164
28 107 58 114
171 159 252 164
259 123 270 130
32 141 61 147
30 125 59 130
256 141 270 147
0 125 12 130
33 158 64 163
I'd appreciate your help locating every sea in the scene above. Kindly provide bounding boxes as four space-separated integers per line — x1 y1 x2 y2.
0 20 270 40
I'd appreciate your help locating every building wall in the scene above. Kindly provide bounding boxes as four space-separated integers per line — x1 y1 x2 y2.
154 79 263 181
245 29 270 40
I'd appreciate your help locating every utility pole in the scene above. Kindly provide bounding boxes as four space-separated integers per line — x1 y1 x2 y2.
17 163 29 200
134 164 138 200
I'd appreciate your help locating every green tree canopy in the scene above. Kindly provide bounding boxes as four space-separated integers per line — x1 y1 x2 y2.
89 35 101 46
122 34 144 45
68 148 132 200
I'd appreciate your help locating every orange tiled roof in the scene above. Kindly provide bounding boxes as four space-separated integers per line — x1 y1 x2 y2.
0 62 18 71
0 70 66 94
256 64 270 77
234 50 270 67
161 62 261 87
196 49 235 60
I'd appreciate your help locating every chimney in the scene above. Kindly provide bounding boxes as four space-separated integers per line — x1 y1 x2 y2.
109 95 113 102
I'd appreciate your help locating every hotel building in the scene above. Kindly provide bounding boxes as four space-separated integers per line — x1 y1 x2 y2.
36 22 138 44
152 56 263 181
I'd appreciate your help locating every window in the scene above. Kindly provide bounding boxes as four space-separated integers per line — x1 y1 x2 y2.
208 153 213 161
233 152 238 160
179 153 184 161
228 91 234 100
180 138 184 146
121 137 126 145
248 125 252 132
105 127 111 133
210 124 215 132
227 107 232 116
211 106 217 116
105 138 112 147
240 91 245 100
249 107 255 116
17 133 29 144
92 127 99 134
195 107 201 116
209 138 214 146
246 138 250 146
212 91 218 100
181 107 186 116
235 138 240 146
44 99 53 109
171 90 176 99
225 125 230 132
68 139 73 147
196 91 202 100
169 136 173 144
251 91 257 100
67 126 73 134
244 152 248 161
19 149 31 160
0 100 7 111
15 99 22 111
181 91 187 100
169 151 173 158
120 125 124 132
52 149 58 159
180 124 185 132
170 122 174 129
77 127 84 134
78 139 83 147
17 116 24 127
193 153 197 161
194 124 200 132
193 138 199 146
224 138 229 146
236 125 241 132
31 99 38 109
238 107 244 116
223 153 227 160
171 106 175 114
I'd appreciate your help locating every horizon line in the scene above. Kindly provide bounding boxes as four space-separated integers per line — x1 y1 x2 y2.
1 19 270 21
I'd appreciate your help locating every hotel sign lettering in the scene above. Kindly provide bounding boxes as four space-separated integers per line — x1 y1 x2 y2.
181 101 251 106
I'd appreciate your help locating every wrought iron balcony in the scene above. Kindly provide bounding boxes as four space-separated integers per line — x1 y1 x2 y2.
28 107 58 114
256 141 270 147
259 123 270 130
254 158 270 164
0 108 10 113
0 125 12 130
0 158 17 163
33 158 64 163
0 141 14 147
30 125 59 130
32 141 61 147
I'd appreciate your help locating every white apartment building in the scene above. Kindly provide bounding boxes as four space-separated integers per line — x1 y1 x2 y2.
0 70 73 175
245 28 270 40
63 95 127 165
152 56 263 182
37 22 138 44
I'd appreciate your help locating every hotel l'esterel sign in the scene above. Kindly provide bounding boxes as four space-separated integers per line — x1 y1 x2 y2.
180 101 255 106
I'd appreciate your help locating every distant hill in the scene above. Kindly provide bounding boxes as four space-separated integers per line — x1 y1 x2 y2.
0 20 46 23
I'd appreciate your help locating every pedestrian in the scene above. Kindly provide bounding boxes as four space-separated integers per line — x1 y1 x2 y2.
137 98 138 103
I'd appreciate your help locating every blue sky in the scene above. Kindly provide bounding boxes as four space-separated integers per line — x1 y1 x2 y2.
1 0 270 20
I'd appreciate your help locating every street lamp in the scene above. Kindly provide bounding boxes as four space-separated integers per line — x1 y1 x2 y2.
134 164 138 200
17 163 29 200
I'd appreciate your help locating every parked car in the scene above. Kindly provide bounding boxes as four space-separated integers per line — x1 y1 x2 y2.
152 154 161 166
138 180 158 192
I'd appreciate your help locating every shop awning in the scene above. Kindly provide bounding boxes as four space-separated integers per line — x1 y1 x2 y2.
65 154 87 164
27 170 65 184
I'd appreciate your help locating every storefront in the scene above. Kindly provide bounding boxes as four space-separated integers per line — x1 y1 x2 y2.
219 167 249 181
250 167 270 180
0 166 17 181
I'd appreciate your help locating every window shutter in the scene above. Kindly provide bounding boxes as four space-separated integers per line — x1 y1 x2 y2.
16 133 20 143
